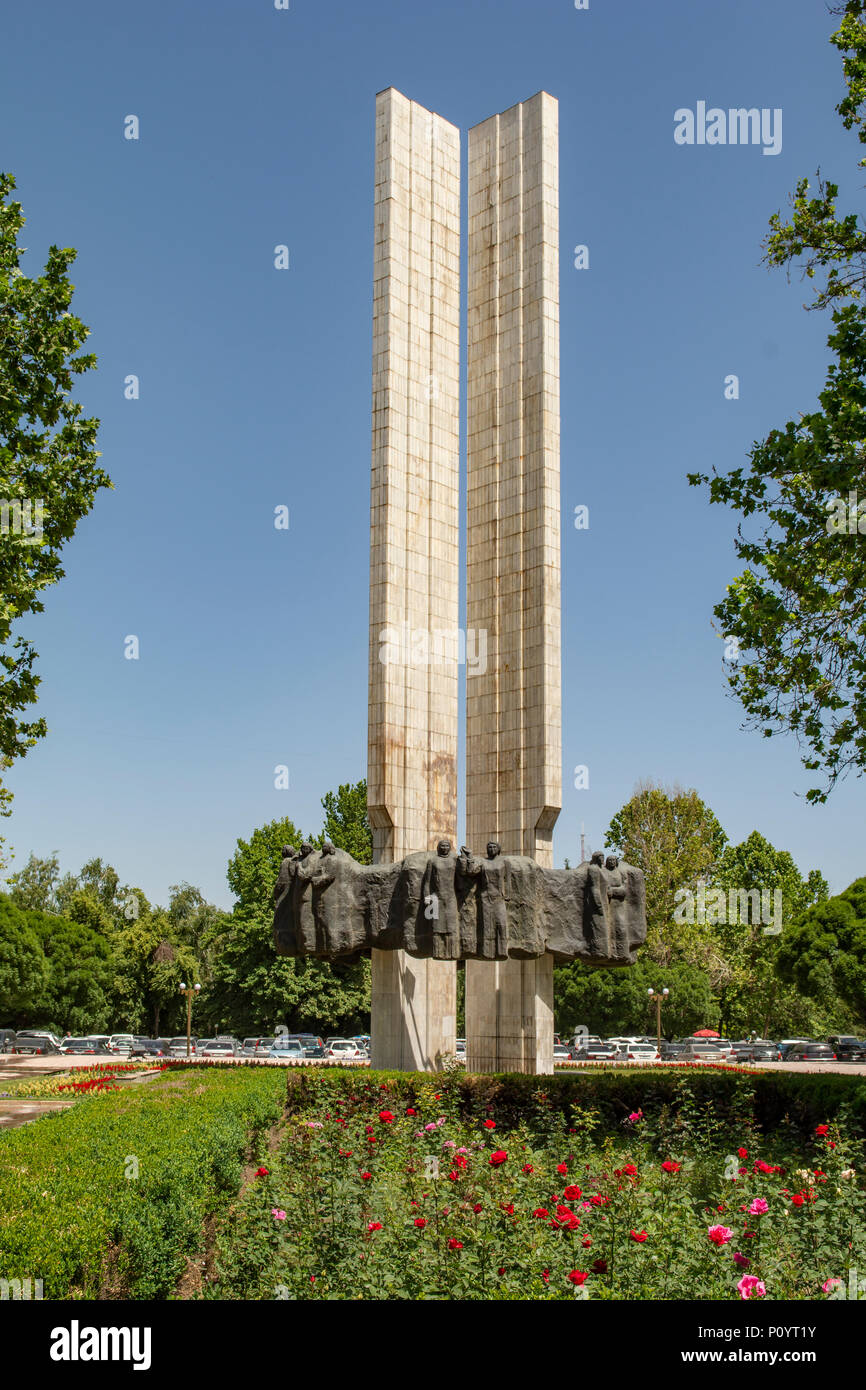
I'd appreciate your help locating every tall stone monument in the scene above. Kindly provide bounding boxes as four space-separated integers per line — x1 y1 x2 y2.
367 89 460 1069
464 94 562 1074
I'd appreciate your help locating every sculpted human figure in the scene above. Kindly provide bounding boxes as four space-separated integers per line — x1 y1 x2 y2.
456 841 506 958
273 844 299 952
290 842 319 952
605 854 629 959
422 839 459 959
582 850 611 956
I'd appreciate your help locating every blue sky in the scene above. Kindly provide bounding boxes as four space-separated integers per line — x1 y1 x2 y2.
1 0 862 909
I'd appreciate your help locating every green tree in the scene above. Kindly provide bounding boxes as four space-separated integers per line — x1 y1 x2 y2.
0 895 48 1025
27 905 112 1034
0 173 110 862
605 782 728 966
318 780 372 862
201 804 371 1037
554 959 716 1040
688 1 866 802
4 850 61 911
777 876 866 1027
709 832 829 1037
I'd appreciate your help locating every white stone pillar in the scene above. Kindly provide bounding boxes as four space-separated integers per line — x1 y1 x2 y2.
367 89 460 1071
464 93 562 1075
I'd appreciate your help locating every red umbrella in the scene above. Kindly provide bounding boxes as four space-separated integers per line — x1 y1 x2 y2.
693 1029 719 1038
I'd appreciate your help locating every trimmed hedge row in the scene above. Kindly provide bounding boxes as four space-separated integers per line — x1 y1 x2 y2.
0 1066 287 1299
285 1065 866 1143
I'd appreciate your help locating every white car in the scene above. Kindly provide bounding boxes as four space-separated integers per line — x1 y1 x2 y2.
622 1043 659 1063
198 1039 239 1058
324 1039 364 1058
108 1034 135 1054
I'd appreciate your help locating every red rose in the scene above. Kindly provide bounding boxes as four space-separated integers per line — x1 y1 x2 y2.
556 1162 568 1176
447 1238 463 1251
454 1154 468 1169
367 1221 383 1232
498 1267 506 1276
791 1194 805 1208
406 1108 416 1116
591 1257 607 1274
563 1184 582 1200
414 1217 427 1228
815 1124 829 1137
360 1171 373 1181
472 1203 483 1214
568 1270 588 1286
254 1167 269 1177
661 1160 681 1173
738 1147 748 1159
541 1270 550 1282
447 1171 459 1182
501 1203 514 1215
522 1164 534 1174
533 1208 550 1219
622 1164 637 1177
379 1110 394 1123
489 1150 507 1167
483 1119 496 1129
630 1229 648 1243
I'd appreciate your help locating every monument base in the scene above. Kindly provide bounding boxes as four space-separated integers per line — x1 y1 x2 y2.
465 955 554 1074
369 949 456 1071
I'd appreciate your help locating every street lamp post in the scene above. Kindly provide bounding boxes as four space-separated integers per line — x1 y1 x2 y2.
179 981 201 1058
647 987 670 1054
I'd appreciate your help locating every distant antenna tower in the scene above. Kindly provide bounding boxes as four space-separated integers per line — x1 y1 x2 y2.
580 822 586 864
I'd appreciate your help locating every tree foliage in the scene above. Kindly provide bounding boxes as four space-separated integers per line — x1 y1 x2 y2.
0 172 110 862
777 876 866 1025
605 781 728 966
688 1 866 801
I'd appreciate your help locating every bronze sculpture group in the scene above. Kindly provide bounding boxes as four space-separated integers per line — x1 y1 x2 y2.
273 840 646 967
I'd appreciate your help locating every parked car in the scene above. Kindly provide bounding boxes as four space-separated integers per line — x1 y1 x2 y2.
553 1043 572 1060
241 1036 276 1056
622 1042 659 1063
60 1038 113 1055
295 1033 324 1050
303 1044 326 1059
744 1041 782 1062
267 1039 306 1063
779 1038 811 1060
833 1041 866 1062
109 1034 135 1055
455 1038 466 1057
323 1039 364 1059
785 1042 836 1062
0 1028 17 1053
659 1040 685 1061
85 1035 113 1048
198 1039 240 1058
14 1033 62 1055
827 1035 862 1050
679 1042 725 1062
577 1043 620 1061
130 1038 164 1057
168 1037 197 1057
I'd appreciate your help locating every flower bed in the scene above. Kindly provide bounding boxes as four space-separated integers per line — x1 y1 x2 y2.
206 1070 866 1301
0 1066 286 1298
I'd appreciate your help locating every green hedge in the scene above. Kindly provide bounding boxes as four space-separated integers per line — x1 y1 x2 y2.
285 1065 866 1143
0 1067 286 1299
